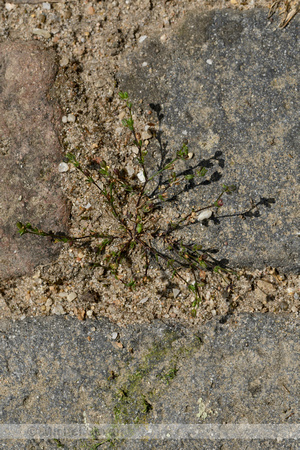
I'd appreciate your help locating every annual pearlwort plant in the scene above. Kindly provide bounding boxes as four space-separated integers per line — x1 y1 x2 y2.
17 92 238 315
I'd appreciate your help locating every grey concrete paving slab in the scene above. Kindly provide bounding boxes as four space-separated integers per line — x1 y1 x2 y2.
118 9 299 273
0 314 299 448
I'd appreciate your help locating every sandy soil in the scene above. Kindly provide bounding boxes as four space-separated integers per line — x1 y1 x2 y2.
0 0 299 327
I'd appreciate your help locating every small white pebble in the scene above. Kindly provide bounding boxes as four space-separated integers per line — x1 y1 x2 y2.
139 297 149 304
188 152 194 159
206 59 213 65
58 162 69 173
5 3 15 12
60 56 69 67
32 29 51 39
115 127 124 135
112 332 118 340
84 202 92 210
126 165 135 177
67 292 77 302
137 170 146 183
141 130 152 140
62 116 68 123
42 2 51 10
67 113 76 123
173 289 180 298
86 310 93 318
198 209 213 221
138 35 148 44
142 62 148 67
45 299 53 308
160 34 167 43
52 304 65 315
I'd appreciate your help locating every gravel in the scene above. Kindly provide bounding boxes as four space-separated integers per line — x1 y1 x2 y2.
0 0 298 327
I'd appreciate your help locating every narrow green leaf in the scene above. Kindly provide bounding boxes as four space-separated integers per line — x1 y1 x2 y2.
55 236 69 243
98 238 111 252
122 184 133 192
192 244 202 251
118 91 129 99
164 162 174 170
197 167 207 177
66 152 80 168
122 118 134 131
188 284 196 293
177 143 189 159
167 259 174 267
198 260 207 268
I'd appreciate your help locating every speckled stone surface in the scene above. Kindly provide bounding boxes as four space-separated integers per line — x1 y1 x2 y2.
0 314 298 448
118 9 299 274
8 1 62 4
0 41 70 280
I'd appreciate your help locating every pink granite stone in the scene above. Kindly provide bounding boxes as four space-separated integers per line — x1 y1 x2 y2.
0 41 70 280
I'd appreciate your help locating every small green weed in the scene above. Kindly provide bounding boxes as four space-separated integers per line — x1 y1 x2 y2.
17 91 242 311
157 364 178 385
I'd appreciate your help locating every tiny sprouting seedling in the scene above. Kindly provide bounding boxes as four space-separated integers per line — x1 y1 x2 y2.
17 91 244 313
158 365 178 385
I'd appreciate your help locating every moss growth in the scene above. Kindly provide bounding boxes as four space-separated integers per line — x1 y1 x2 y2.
99 329 203 425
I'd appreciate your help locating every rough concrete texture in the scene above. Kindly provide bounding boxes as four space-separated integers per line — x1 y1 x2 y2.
0 41 70 280
0 314 298 449
6 1 63 4
118 9 299 274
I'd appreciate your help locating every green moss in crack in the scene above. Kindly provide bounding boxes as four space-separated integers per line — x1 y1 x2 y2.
99 330 203 425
